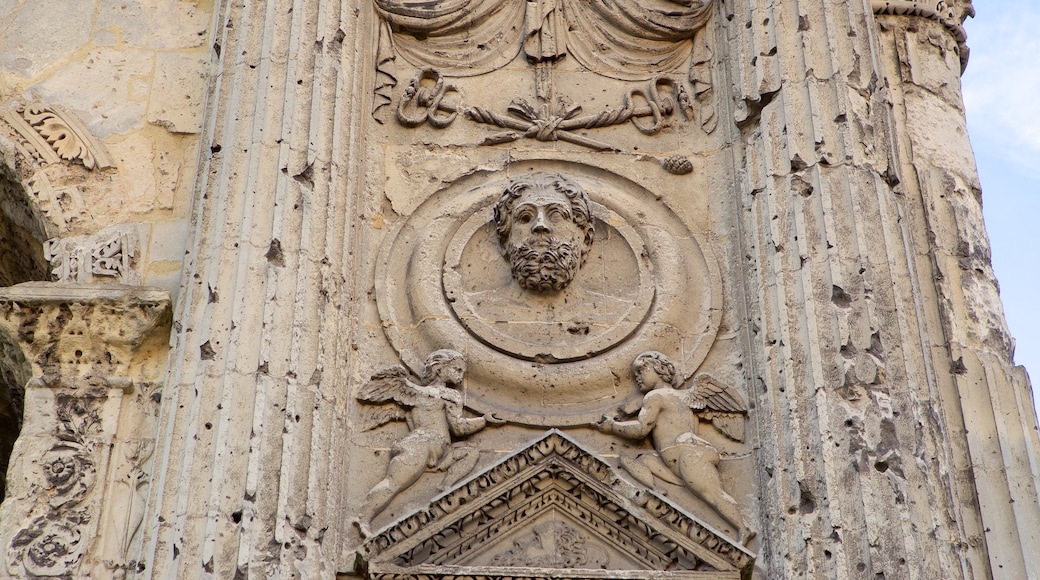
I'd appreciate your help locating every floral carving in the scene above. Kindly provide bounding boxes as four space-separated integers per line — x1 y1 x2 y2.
10 515 88 577
7 395 102 576
40 443 96 507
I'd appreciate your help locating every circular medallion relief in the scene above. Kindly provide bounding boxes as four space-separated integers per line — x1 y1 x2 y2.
443 206 655 362
375 160 720 426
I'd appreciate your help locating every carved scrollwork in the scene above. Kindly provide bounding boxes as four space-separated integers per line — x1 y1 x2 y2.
43 224 140 285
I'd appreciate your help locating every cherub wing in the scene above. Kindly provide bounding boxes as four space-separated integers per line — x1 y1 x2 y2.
685 374 748 442
356 365 421 431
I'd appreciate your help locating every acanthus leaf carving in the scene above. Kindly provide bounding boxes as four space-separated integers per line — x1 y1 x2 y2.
0 285 170 381
1 101 113 170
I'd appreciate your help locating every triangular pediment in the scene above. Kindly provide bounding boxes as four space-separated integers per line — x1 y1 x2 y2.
360 431 754 580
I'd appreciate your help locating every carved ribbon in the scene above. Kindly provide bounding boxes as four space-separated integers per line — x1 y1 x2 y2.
397 69 690 151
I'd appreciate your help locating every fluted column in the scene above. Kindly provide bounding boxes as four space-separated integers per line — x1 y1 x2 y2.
875 4 1040 577
138 0 366 576
718 0 1038 577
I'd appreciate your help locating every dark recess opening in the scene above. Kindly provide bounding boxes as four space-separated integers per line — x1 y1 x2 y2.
0 159 50 503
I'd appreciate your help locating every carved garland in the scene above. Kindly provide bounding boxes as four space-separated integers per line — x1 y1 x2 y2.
373 0 720 145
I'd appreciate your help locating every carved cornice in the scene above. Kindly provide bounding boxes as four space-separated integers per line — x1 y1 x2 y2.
361 431 754 580
0 283 170 381
872 0 974 71
1 102 113 170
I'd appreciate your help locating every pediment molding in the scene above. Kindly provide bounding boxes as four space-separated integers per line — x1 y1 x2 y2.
360 431 754 580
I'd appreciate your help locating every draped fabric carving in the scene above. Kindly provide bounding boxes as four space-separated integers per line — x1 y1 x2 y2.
373 0 527 76
374 0 713 80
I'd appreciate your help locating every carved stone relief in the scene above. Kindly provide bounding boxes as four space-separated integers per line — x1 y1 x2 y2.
355 350 505 536
7 389 103 577
395 69 696 151
360 0 753 573
0 286 170 578
372 0 720 146
1 101 113 171
376 162 722 426
359 430 754 580
595 352 753 543
487 521 609 569
44 224 141 285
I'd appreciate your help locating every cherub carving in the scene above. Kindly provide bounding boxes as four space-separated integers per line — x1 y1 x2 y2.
594 351 755 543
355 350 503 536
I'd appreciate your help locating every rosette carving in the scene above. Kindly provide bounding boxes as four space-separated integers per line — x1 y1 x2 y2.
7 395 101 576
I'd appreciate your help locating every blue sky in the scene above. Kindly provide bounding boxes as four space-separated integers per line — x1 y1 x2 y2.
961 0 1040 419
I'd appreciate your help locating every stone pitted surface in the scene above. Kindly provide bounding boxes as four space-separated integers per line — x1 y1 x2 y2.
0 0 1037 579
0 284 170 578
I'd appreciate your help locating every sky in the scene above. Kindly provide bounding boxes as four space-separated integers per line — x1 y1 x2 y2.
960 0 1040 420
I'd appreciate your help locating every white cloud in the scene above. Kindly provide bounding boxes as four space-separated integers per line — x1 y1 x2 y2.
962 0 1040 176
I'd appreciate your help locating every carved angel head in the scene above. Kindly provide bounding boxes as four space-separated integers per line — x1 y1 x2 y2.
632 351 677 392
423 349 466 387
492 173 595 292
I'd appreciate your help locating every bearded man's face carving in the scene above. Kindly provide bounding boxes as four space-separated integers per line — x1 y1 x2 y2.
493 174 595 292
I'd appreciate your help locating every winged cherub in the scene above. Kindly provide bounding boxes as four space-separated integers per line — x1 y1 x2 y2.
355 350 503 535
594 351 754 543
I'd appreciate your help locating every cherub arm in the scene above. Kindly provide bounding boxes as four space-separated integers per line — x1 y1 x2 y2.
596 395 661 440
445 398 505 437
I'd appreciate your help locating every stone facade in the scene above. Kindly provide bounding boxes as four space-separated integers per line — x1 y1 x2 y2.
0 0 1037 579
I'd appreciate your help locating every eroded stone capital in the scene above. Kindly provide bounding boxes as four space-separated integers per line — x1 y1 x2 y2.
872 0 974 71
0 282 170 382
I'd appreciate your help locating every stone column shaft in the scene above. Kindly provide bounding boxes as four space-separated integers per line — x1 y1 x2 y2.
721 0 1008 576
140 0 365 576
876 10 1040 577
